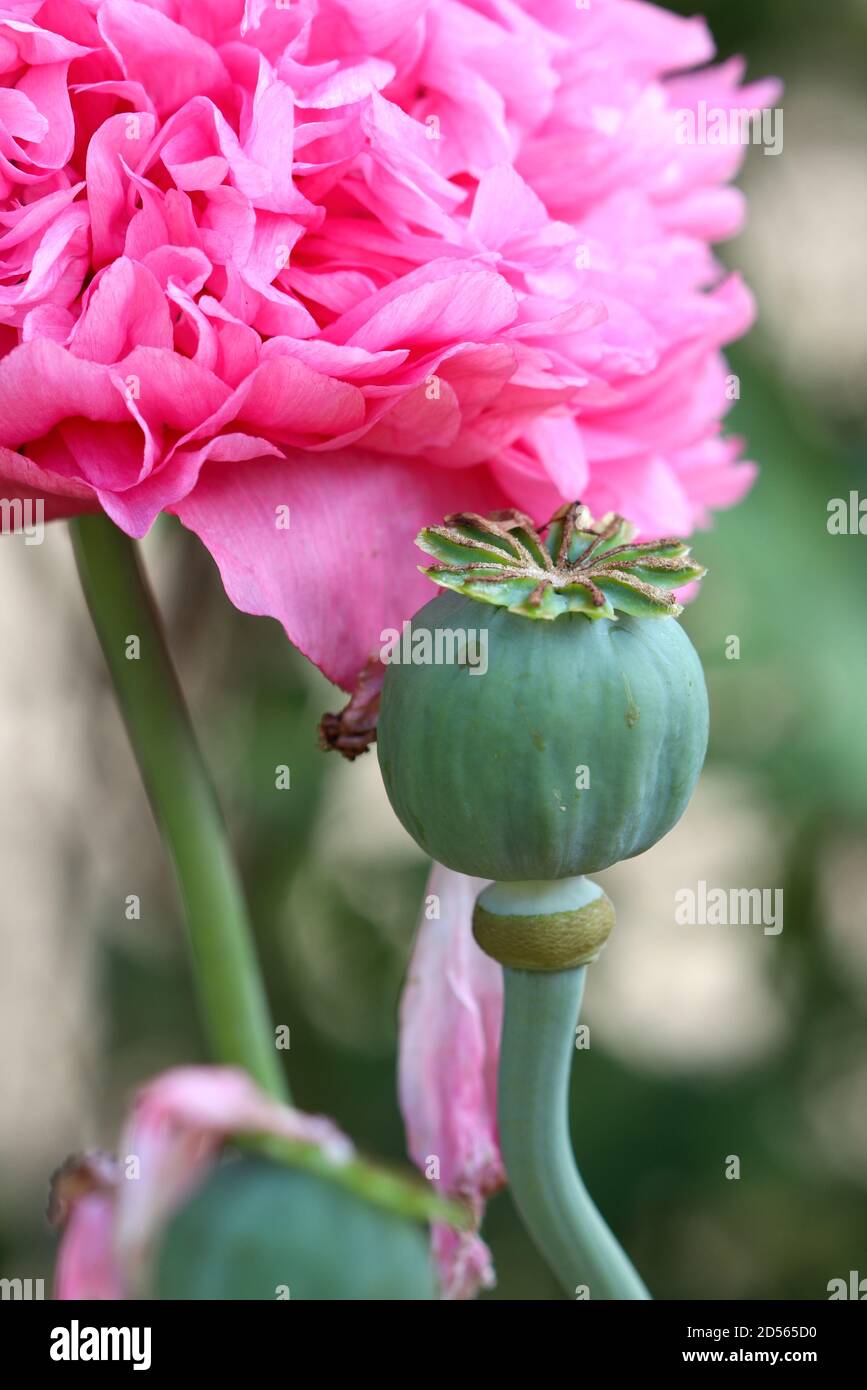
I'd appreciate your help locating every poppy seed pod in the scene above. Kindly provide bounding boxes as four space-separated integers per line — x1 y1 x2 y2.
378 504 709 886
157 1158 436 1301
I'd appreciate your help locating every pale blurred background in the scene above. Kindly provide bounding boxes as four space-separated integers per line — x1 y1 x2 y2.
2 0 866 1298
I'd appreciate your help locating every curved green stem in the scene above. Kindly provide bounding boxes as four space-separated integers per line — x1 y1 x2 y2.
499 965 650 1299
70 515 287 1102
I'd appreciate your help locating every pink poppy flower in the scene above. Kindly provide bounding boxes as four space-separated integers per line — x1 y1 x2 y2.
0 1 778 690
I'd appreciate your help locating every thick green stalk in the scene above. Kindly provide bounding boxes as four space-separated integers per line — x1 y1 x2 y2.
499 965 650 1300
70 515 287 1101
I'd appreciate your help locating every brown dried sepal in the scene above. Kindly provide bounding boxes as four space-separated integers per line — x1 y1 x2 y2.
318 655 385 760
47 1150 120 1230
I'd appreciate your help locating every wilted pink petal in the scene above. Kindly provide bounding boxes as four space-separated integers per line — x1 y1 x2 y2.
54 1193 124 1301
398 863 505 1298
431 1223 496 1302
127 1066 354 1163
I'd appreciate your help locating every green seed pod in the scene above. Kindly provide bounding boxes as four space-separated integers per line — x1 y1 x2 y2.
156 1158 435 1301
377 503 709 882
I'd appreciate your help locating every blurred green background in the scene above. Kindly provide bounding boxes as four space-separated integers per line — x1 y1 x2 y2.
1 0 866 1300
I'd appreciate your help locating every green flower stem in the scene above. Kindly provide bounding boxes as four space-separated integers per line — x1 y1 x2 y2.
499 964 650 1300
253 1132 470 1230
70 515 475 1236
70 514 287 1102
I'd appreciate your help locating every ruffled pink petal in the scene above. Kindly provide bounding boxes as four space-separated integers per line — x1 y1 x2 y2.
69 257 173 363
0 443 97 519
324 260 518 353
97 0 230 117
174 450 509 690
86 111 158 268
0 339 127 445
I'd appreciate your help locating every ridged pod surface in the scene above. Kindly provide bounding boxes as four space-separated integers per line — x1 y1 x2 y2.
377 589 708 880
157 1158 435 1300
